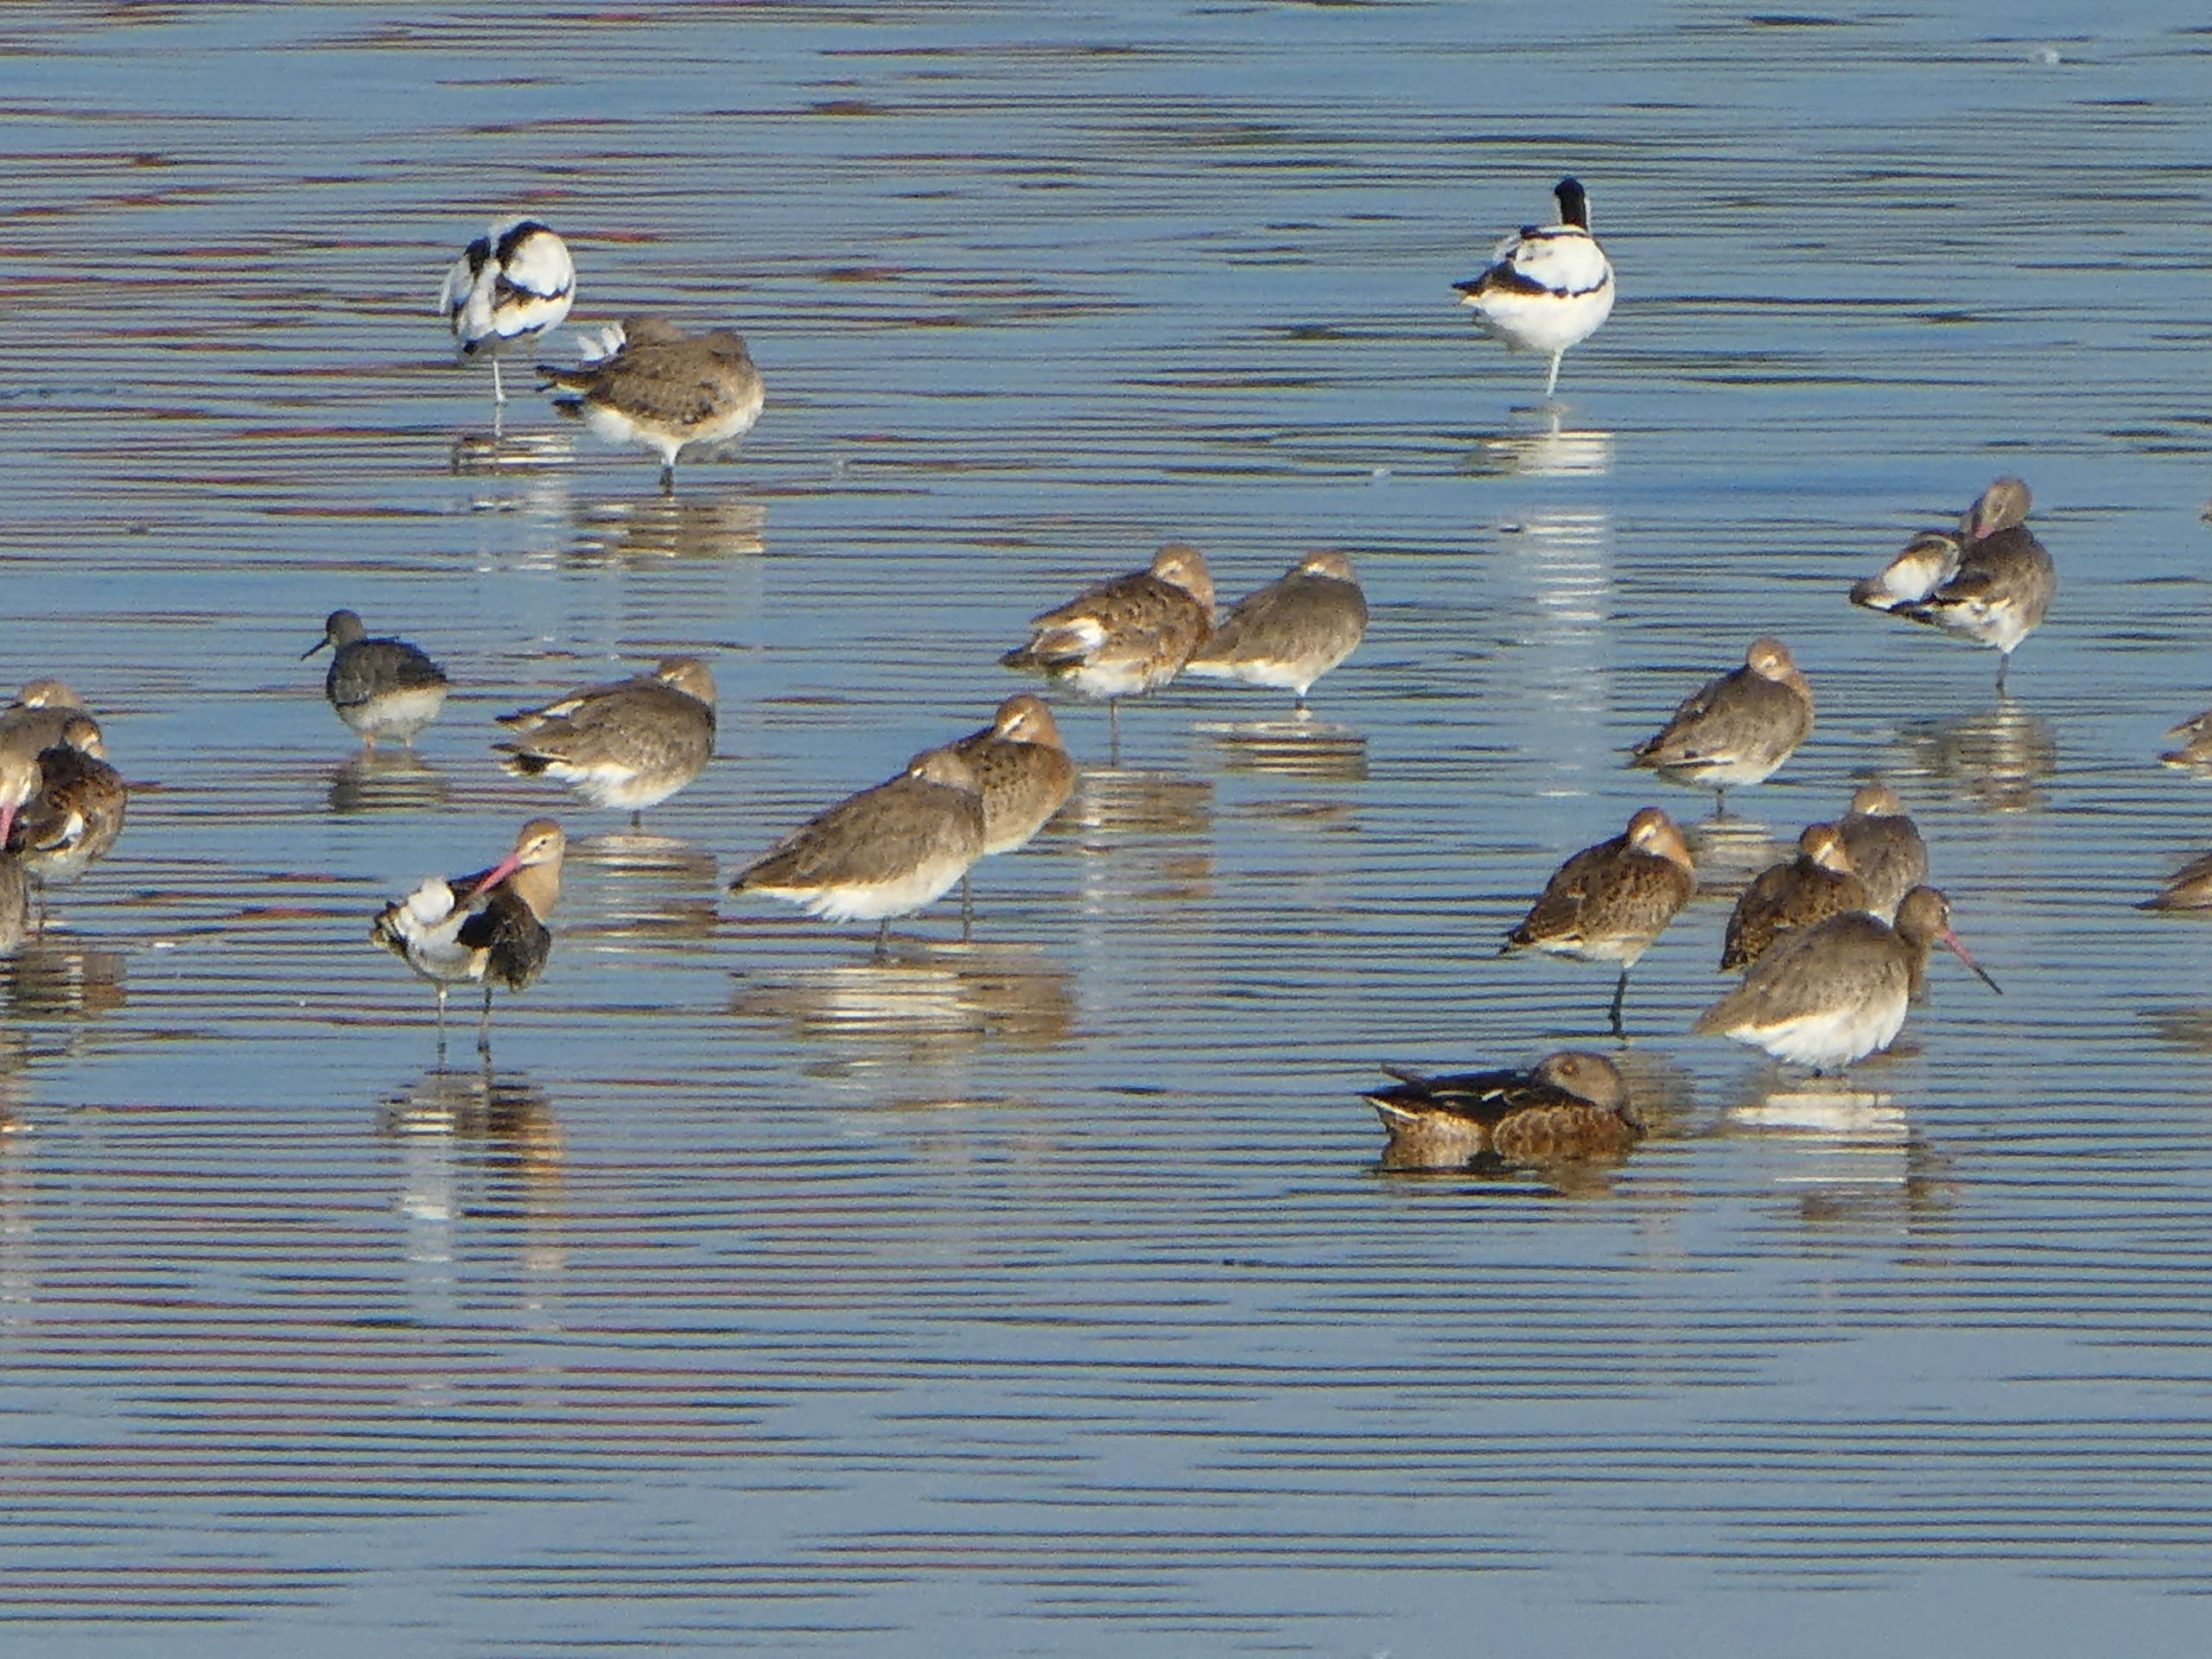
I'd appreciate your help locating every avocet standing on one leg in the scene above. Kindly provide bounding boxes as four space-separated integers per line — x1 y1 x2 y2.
439 216 575 409
1454 177 1615 402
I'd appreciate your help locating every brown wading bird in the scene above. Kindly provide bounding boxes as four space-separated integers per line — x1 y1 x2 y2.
372 818 565 1055
1720 823 1869 972
1850 476 2056 694
305 610 449 753
2159 709 2212 769
8 714 128 931
729 746 987 957
1000 543 1215 763
1630 637 1814 816
1 686 117 893
1694 886 2000 1074
1364 1050 1642 1172
495 656 717 827
1502 806 1697 1037
2139 850 2212 913
538 317 765 493
1181 550 1368 716
946 695 1079 940
1835 782 1929 922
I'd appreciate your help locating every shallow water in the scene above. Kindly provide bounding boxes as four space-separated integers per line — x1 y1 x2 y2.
5 2 2212 1652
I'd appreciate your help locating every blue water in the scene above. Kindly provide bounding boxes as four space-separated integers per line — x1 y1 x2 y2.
3 2 2212 1653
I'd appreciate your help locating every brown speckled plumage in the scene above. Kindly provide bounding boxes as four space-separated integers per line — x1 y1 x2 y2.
1851 478 2055 692
1001 544 1214 754
496 656 716 820
1720 822 1869 971
1504 806 1696 1033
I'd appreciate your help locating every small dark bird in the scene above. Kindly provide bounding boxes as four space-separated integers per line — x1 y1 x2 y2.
305 610 448 753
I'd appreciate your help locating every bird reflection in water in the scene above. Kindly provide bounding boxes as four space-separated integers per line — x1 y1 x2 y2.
1058 768 1216 914
1890 701 2056 812
730 944 1077 1058
1192 718 1368 784
1723 1077 1955 1233
1464 408 1616 480
448 429 575 476
560 833 721 944
382 1061 564 1289
327 750 453 815
3 940 126 1020
1687 817 1791 896
0 857 28 955
567 492 766 564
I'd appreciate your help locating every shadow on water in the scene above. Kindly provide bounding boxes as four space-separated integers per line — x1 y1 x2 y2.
382 1062 563 1208
729 943 1077 1057
1686 815 1791 896
1889 699 2057 812
327 750 452 815
381 1063 566 1325
567 491 767 563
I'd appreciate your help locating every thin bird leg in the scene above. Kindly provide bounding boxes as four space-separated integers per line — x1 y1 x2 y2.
1713 786 1728 819
873 918 891 960
1108 701 1122 768
1996 652 2011 697
960 872 974 944
1607 969 1630 1039
659 462 676 496
1544 350 1563 400
491 358 507 405
477 983 494 1056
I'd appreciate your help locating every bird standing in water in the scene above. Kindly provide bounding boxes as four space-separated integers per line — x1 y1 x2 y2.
439 216 575 412
305 610 449 753
538 317 765 493
729 747 987 956
1503 806 1697 1037
1630 637 1815 817
1454 177 1616 401
1000 543 1215 764
1850 477 2056 694
1182 550 1368 716
373 818 565 1056
1694 886 1999 1074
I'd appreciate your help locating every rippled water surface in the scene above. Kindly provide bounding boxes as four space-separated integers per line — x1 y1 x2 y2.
6 1 2212 1652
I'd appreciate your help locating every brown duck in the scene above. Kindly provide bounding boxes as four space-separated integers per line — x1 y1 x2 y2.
1366 1051 1642 1170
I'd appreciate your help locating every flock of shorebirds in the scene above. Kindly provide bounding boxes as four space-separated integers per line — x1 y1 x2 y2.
3 188 2206 1177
